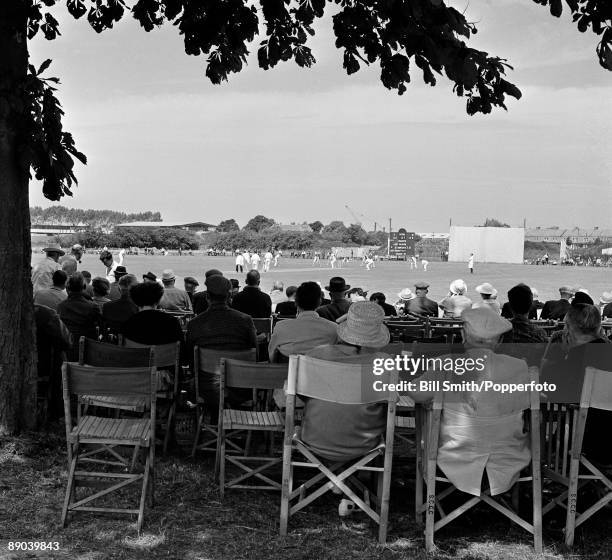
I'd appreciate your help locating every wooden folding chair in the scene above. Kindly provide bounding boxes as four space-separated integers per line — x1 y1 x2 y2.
542 367 612 547
385 321 426 343
61 363 156 533
279 354 398 544
191 346 257 458
428 325 463 344
217 359 288 496
415 366 542 552
124 339 182 455
253 317 273 342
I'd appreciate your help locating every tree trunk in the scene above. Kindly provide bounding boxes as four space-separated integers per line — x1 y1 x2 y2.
0 3 36 435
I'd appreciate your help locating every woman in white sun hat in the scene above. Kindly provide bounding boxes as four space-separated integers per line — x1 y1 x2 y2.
438 279 473 318
473 282 502 314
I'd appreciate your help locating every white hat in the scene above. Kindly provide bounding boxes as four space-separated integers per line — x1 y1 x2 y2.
600 291 612 305
449 279 467 296
461 307 512 338
397 288 416 301
475 282 496 295
161 269 176 281
531 288 539 299
336 302 390 348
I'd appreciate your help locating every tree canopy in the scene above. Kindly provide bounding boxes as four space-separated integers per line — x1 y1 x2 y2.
216 218 241 232
244 214 276 232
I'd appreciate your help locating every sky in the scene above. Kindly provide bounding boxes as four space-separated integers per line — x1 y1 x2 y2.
28 0 611 232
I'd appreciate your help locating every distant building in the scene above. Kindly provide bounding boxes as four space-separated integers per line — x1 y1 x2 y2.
525 227 612 243
417 232 450 240
115 221 217 233
31 223 88 235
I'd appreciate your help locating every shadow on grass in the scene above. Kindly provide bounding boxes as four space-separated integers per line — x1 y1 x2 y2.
1 427 611 560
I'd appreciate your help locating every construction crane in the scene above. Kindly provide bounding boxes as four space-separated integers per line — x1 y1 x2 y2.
345 204 380 232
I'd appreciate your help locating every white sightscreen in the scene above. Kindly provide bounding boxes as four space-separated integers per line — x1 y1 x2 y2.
448 227 525 264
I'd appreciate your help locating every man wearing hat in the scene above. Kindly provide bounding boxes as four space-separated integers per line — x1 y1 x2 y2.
32 243 65 293
183 276 199 306
108 265 129 301
541 285 574 320
159 269 193 312
600 292 612 320
408 307 532 498
395 288 415 315
316 277 351 322
192 269 224 315
143 271 158 284
405 281 439 317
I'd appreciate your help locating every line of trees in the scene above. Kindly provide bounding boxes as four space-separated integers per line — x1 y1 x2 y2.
30 206 162 228
59 227 199 250
208 215 389 250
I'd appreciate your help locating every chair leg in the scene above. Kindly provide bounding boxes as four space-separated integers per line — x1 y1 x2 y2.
163 400 177 456
191 409 204 457
378 460 393 544
425 459 437 552
137 450 152 534
280 444 293 536
219 426 226 497
565 457 581 548
61 453 78 528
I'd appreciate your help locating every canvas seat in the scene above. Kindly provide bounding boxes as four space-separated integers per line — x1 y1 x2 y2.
279 354 398 544
61 363 157 533
217 359 288 495
541 366 612 547
191 346 257 459
415 365 542 552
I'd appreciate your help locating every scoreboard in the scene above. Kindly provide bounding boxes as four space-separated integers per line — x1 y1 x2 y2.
388 228 416 260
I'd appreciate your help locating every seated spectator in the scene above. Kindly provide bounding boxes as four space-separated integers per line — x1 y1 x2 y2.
347 287 368 302
192 268 223 315
501 286 539 320
61 256 78 277
541 304 612 464
600 291 612 320
159 269 192 312
275 286 298 316
501 284 548 344
395 288 415 316
91 277 111 311
270 281 286 311
573 289 594 305
35 303 73 420
269 282 338 362
102 274 139 333
531 288 544 318
229 279 240 302
81 270 94 298
122 282 184 345
541 285 573 320
301 302 390 461
58 272 101 359
405 281 439 317
109 265 129 301
143 271 158 283
407 308 532 497
186 275 257 418
186 275 257 352
438 279 472 318
316 277 351 322
34 270 68 311
473 283 501 314
369 292 397 317
231 270 272 318
184 276 199 306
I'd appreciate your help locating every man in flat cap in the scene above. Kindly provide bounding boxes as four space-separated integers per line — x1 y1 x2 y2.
192 268 224 315
405 281 439 317
159 269 192 312
541 285 574 320
183 276 199 306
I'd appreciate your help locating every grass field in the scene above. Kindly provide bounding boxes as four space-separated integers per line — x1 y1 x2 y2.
2 427 612 560
45 252 612 305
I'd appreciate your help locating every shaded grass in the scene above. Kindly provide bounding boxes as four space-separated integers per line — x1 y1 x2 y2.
1 428 611 560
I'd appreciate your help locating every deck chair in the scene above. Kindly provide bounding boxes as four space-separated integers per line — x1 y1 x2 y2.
217 359 288 496
61 362 156 533
123 339 182 455
279 354 398 544
542 367 612 547
415 365 542 552
191 346 257 458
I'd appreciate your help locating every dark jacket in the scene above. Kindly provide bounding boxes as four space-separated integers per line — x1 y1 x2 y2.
275 300 297 316
193 291 209 315
57 293 101 358
316 298 351 322
405 296 438 317
122 310 184 346
231 286 272 318
541 298 571 320
501 302 539 320
102 294 138 332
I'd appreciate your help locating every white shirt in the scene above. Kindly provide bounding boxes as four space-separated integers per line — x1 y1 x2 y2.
251 253 261 263
235 254 244 265
468 255 474 267
264 252 273 261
